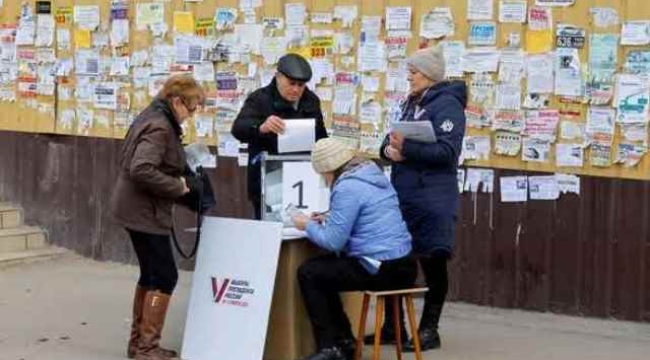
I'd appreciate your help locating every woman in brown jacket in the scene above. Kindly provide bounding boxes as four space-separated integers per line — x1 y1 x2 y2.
111 75 205 360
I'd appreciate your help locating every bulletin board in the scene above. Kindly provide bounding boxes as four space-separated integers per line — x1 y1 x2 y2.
0 0 56 133
0 1 649 180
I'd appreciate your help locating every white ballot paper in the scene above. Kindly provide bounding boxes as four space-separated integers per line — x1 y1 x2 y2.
391 120 437 143
278 118 316 153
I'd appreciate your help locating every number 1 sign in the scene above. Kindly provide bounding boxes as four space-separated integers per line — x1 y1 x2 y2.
282 162 327 215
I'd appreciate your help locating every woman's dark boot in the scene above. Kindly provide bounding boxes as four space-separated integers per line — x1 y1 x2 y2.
403 303 443 352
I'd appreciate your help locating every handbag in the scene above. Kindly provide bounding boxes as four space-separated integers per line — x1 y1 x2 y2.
172 166 215 259
178 165 215 214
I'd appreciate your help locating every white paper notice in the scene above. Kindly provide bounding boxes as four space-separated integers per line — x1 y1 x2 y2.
359 100 382 125
361 16 382 44
614 74 650 123
285 3 307 25
420 8 454 39
555 173 580 195
499 50 525 82
460 136 491 162
621 21 650 46
358 42 387 72
278 119 316 153
535 0 575 6
361 75 380 93
315 87 333 102
35 15 54 47
560 121 585 140
591 8 619 29
528 176 559 200
522 137 550 162
464 168 494 193
527 53 554 94
174 38 203 65
57 29 71 51
587 106 615 135
556 143 584 167
462 48 499 73
75 50 100 76
136 3 165 31
468 0 494 20
386 7 412 31
110 57 130 76
111 19 130 47
74 5 100 31
235 24 264 55
16 17 35 46
311 12 333 24
499 1 527 23
496 82 522 110
93 82 117 110
260 37 288 65
193 62 215 82
334 6 358 28
554 48 582 97
441 41 465 78
500 176 528 202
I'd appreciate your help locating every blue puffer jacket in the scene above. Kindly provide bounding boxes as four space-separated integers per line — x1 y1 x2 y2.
380 81 467 255
305 161 412 273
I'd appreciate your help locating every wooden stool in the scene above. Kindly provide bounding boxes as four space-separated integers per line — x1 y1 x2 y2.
354 288 428 360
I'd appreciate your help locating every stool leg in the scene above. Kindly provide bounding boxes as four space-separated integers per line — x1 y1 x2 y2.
405 295 423 360
392 295 403 360
355 294 371 360
373 296 384 360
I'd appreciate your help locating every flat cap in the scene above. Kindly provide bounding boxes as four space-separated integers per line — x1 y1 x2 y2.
277 53 312 82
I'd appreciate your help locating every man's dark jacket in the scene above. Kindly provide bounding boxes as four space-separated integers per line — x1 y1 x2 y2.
231 78 328 208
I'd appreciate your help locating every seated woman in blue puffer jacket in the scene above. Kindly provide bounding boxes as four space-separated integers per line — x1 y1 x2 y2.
291 138 417 360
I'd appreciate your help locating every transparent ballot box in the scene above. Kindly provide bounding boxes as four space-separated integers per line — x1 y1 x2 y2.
260 153 330 226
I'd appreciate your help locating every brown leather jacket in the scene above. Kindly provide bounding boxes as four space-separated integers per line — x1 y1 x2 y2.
111 99 186 235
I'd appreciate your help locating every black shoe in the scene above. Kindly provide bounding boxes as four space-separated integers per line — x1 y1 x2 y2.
403 328 441 352
298 347 347 360
363 328 409 346
338 337 357 359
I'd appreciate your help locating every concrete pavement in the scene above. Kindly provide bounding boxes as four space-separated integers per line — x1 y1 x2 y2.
0 253 648 360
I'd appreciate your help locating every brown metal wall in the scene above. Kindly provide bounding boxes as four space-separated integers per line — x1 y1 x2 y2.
1 131 648 322
0 131 250 270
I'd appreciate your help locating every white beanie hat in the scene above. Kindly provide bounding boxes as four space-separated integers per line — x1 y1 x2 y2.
311 138 355 174
407 46 446 82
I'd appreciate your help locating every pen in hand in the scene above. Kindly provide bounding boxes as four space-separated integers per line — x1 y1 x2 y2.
310 209 330 224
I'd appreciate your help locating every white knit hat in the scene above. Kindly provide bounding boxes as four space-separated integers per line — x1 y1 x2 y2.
407 46 445 82
311 138 355 174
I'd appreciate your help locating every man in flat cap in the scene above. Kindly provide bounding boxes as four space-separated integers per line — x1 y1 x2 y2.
232 53 327 219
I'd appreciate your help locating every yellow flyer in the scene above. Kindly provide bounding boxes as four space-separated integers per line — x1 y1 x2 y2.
74 29 91 49
525 29 553 54
173 12 195 34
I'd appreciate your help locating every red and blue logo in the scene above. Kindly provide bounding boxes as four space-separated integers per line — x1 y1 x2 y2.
211 277 255 307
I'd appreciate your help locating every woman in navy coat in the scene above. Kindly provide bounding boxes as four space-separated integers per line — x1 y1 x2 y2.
373 45 467 352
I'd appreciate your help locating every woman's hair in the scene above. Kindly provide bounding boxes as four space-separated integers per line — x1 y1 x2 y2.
158 75 206 106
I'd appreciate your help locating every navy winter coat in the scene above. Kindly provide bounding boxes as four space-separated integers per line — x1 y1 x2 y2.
380 81 468 256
